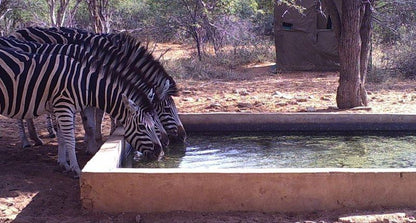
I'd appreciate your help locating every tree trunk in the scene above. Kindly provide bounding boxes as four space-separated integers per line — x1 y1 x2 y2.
87 0 111 33
359 1 373 106
336 0 370 109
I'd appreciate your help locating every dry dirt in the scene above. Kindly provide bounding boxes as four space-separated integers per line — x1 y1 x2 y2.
1 46 416 222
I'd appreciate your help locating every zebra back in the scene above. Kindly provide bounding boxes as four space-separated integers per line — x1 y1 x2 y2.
13 26 185 142
14 27 178 101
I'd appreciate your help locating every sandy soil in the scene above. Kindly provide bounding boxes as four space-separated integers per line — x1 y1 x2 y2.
1 46 416 222
176 69 416 114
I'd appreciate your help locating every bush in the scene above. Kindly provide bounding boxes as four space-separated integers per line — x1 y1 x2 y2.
161 38 275 80
371 0 416 80
371 27 416 81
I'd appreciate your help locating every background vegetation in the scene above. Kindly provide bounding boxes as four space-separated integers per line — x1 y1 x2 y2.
0 0 415 81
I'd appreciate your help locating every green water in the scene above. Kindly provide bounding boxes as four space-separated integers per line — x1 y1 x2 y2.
126 132 416 169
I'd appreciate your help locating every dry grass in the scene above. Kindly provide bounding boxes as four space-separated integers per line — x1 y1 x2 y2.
154 40 275 80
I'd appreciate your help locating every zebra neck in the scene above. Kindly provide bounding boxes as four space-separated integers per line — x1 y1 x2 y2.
86 78 128 125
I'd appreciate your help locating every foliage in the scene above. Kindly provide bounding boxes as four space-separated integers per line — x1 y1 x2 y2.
162 38 275 80
370 0 416 80
1 0 415 80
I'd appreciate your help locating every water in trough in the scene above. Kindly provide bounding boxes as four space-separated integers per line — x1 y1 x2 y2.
124 132 416 169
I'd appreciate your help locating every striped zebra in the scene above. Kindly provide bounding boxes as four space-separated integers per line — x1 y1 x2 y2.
0 34 163 177
17 119 44 147
17 116 57 148
0 35 169 151
13 27 186 143
0 36 102 152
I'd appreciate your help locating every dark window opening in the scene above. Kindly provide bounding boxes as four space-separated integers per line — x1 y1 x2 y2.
317 14 332 30
326 16 332 29
282 22 293 30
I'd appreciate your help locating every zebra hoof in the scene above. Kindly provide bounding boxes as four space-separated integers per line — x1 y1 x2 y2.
22 144 31 149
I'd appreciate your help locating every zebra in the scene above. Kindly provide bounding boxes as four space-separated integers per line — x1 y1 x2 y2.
0 36 101 152
13 27 186 143
0 35 169 151
0 34 164 177
17 119 44 147
17 114 56 148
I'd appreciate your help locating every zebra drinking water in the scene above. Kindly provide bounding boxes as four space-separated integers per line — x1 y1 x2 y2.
1 33 169 151
0 35 163 177
13 27 186 143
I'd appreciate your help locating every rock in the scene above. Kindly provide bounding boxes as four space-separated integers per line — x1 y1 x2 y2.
276 102 288 107
182 97 194 102
288 100 299 105
182 90 192 95
350 106 372 111
272 91 293 99
254 101 264 106
321 96 331 101
205 103 221 109
239 89 249 96
295 96 308 102
305 106 316 112
237 102 252 108
233 89 249 96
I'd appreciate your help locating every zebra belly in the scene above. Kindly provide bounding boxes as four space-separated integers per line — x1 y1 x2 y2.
0 81 51 119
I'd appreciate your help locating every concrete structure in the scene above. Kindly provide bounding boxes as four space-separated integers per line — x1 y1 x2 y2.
80 113 416 213
274 0 342 71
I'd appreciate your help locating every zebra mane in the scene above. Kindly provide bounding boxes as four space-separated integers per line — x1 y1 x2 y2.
84 34 155 113
14 26 179 101
116 33 179 99
46 28 179 99
93 32 179 101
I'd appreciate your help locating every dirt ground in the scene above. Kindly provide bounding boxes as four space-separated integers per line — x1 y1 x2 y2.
2 52 416 222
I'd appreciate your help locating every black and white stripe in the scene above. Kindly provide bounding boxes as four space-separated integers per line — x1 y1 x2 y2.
0 36 162 177
14 27 186 142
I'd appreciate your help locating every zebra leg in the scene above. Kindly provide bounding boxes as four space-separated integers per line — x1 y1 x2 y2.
26 118 44 146
55 110 81 178
81 108 99 154
94 108 104 142
17 120 31 148
56 125 70 171
46 114 56 138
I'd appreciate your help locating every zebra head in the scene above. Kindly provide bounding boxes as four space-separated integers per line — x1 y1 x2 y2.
122 95 163 160
146 89 169 148
155 96 186 143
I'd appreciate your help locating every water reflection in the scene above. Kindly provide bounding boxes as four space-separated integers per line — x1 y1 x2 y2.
127 132 416 169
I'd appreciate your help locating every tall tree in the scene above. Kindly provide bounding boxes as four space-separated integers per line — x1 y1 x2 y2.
323 0 374 109
86 0 111 33
66 0 82 27
45 0 71 27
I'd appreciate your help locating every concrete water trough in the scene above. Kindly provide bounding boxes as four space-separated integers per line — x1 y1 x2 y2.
80 113 416 213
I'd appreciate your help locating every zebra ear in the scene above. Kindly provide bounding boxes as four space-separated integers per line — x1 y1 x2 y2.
160 79 170 100
147 89 155 102
122 94 137 114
